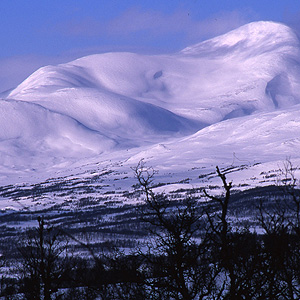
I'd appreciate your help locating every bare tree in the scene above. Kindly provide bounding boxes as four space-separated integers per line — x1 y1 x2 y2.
204 166 265 300
255 158 300 299
133 160 220 300
277 158 300 233
18 216 70 300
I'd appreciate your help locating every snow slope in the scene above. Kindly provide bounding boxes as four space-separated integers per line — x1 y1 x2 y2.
2 21 300 185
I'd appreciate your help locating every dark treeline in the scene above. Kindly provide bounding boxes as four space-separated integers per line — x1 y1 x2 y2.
1 161 300 299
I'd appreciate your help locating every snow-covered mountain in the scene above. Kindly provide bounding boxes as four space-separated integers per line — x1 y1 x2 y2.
2 21 300 186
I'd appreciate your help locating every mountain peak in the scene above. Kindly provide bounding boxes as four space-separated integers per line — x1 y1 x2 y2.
181 21 299 56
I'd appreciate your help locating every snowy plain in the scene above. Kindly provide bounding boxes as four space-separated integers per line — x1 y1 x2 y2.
1 21 300 211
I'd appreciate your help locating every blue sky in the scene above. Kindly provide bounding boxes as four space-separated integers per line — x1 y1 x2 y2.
1 0 300 92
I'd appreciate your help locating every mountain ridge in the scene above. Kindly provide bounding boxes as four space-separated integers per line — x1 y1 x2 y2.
2 21 300 184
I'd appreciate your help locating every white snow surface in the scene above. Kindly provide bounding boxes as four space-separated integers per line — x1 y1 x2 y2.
3 21 300 187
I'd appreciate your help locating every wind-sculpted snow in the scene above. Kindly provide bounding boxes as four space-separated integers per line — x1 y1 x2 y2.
3 21 300 183
181 21 299 57
0 99 116 170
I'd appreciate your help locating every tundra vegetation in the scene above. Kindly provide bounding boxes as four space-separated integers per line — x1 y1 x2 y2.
0 161 300 299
